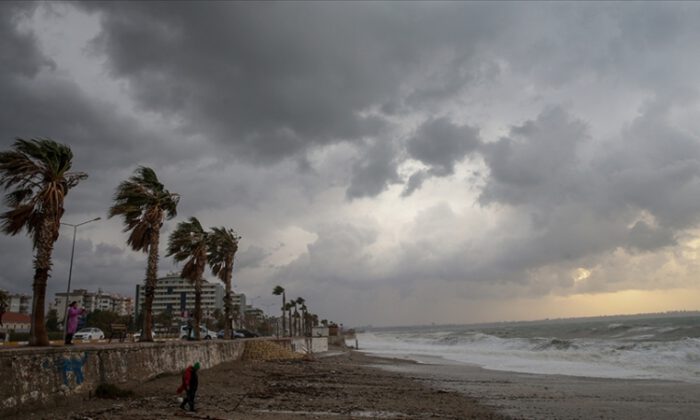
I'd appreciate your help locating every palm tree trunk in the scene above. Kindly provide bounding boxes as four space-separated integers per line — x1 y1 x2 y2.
290 309 295 336
142 232 160 342
282 293 287 336
194 275 202 340
302 310 307 336
29 218 53 346
224 256 233 340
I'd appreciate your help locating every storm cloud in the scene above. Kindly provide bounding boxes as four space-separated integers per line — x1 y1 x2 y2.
2 2 700 325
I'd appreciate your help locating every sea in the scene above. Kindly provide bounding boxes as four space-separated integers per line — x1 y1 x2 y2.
356 312 700 383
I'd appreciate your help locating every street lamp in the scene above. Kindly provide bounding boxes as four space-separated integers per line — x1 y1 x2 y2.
61 217 101 342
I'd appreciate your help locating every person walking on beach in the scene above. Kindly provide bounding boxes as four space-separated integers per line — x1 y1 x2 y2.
177 362 200 412
65 301 86 345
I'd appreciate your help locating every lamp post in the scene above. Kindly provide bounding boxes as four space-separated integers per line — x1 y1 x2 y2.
61 217 101 343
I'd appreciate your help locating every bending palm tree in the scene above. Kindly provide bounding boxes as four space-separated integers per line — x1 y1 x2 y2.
109 166 179 342
208 226 240 340
0 139 87 346
273 285 286 336
167 217 207 340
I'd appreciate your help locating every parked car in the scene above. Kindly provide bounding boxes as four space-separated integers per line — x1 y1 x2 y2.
133 330 156 340
180 325 216 340
235 329 259 338
73 328 104 340
216 329 257 339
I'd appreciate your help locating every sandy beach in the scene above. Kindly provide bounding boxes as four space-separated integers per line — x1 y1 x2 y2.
10 347 700 420
10 349 506 420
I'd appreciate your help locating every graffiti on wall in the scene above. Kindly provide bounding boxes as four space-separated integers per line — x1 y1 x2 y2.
60 352 88 387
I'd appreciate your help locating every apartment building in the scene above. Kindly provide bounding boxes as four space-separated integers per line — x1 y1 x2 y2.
134 274 243 321
52 289 134 319
7 293 31 314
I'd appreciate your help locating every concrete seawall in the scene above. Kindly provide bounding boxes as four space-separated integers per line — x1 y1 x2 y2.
0 339 254 414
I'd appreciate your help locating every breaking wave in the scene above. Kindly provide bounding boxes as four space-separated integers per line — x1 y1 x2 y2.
357 315 700 383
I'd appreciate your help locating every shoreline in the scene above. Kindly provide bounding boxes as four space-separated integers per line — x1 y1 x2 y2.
368 352 700 420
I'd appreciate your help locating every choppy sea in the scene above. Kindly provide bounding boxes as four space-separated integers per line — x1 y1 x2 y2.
356 313 700 383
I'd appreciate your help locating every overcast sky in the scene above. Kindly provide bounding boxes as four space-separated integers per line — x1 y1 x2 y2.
2 2 700 327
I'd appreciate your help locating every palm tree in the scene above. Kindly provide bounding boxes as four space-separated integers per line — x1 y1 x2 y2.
208 226 240 339
109 166 179 342
167 217 207 340
286 301 297 336
293 308 300 337
273 285 286 336
295 297 307 336
0 139 87 346
301 305 309 335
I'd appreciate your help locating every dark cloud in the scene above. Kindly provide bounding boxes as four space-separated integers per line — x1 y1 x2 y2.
402 117 481 196
0 2 54 78
76 2 513 164
626 221 676 252
346 139 400 200
596 97 700 230
0 235 33 292
4 2 700 324
472 101 700 287
407 117 481 175
402 170 430 197
479 107 588 208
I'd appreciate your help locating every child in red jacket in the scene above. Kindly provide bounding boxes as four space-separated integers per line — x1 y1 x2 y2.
177 362 200 411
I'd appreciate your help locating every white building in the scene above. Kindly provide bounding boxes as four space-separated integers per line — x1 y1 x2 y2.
1 290 31 314
134 274 241 321
52 289 133 320
7 293 31 314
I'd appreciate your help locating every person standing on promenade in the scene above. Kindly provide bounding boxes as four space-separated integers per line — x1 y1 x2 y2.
186 315 193 340
65 301 86 345
177 362 200 412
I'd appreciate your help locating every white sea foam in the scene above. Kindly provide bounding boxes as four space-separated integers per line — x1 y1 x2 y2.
357 320 700 383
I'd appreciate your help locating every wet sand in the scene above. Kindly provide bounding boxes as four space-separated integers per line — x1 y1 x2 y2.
12 349 506 420
377 356 700 419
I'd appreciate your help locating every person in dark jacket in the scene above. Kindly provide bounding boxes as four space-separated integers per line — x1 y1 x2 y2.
177 362 200 411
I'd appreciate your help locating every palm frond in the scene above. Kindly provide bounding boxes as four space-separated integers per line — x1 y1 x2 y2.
109 166 179 253
207 226 240 280
0 138 85 245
